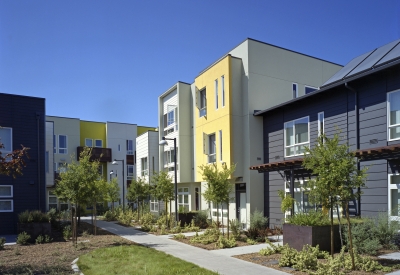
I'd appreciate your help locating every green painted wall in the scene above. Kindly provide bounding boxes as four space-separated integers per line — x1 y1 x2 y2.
137 126 157 136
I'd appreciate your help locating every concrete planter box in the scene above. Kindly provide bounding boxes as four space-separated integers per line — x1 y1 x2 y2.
17 223 52 241
178 213 196 227
283 223 341 252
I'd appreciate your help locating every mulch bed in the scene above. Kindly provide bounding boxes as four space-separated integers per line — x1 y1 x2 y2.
0 222 134 275
234 251 400 275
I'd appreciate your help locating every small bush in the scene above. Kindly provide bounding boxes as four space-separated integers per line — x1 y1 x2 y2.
63 225 72 240
246 238 257 245
193 210 209 229
141 212 155 226
173 233 186 240
16 232 31 245
117 209 135 226
287 210 330 226
250 209 268 230
259 240 284 256
103 210 118 221
44 235 53 243
36 235 45 244
229 219 241 240
0 237 5 250
156 214 169 229
18 210 49 223
215 236 237 249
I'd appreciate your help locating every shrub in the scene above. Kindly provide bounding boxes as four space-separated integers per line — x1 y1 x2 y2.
141 212 156 226
246 238 257 245
190 227 220 245
343 218 381 255
193 210 209 229
170 226 181 234
0 237 5 250
250 209 268 230
63 225 72 240
36 235 45 244
259 241 283 256
156 214 169 229
103 210 117 221
287 210 330 226
47 208 61 228
117 209 135 226
215 236 237 248
173 233 186 240
44 235 53 243
18 210 49 223
229 219 241 240
16 232 31 245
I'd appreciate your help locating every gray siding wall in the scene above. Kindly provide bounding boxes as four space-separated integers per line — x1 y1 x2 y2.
262 65 400 227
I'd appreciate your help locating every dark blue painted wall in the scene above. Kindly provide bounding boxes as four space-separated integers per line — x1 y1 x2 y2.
261 65 400 227
0 93 46 235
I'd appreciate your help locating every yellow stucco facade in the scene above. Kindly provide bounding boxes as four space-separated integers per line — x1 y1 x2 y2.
195 55 233 181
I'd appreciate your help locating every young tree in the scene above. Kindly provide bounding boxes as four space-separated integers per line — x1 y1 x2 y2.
199 163 236 238
151 171 174 226
303 132 368 268
106 177 120 212
87 177 108 235
127 177 149 221
54 147 100 244
0 141 30 177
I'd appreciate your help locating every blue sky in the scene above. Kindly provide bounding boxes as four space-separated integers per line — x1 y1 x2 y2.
0 1 399 127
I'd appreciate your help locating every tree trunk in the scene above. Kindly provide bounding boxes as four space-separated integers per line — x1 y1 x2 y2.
346 202 355 270
221 203 224 236
227 202 230 239
216 203 219 227
94 203 97 236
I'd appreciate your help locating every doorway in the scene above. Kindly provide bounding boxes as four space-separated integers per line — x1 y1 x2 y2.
235 183 247 229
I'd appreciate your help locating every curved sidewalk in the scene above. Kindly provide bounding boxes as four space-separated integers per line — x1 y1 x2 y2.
92 219 289 275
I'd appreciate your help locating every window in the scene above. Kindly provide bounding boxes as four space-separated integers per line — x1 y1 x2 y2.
215 79 218 109
292 83 298 99
389 174 400 218
164 148 178 167
284 117 309 157
150 196 159 212
167 109 175 126
318 112 324 136
85 138 93 147
284 179 314 218
98 165 103 177
208 134 216 163
212 202 228 218
178 187 189 213
127 165 134 180
388 90 400 141
127 140 134 155
95 139 102 147
58 135 67 154
48 191 58 211
53 135 56 153
141 157 148 176
164 128 174 136
219 130 222 161
221 75 225 107
0 185 13 212
199 89 207 117
305 86 317 94
0 127 12 154
118 144 121 151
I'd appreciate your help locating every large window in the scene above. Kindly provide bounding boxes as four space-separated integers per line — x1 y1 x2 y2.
208 134 216 163
48 191 58 210
389 174 400 218
0 127 12 154
221 75 225 107
212 202 228 219
0 185 13 212
199 89 207 117
127 164 134 180
178 187 189 213
167 109 175 126
284 117 309 157
150 196 159 212
58 135 67 154
164 148 178 167
284 179 314 217
388 90 400 141
127 140 134 155
141 157 148 176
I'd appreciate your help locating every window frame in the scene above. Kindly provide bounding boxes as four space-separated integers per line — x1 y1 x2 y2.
127 140 134 155
167 109 175 126
284 116 310 157
85 138 93 147
292 83 298 99
211 202 228 218
141 157 148 176
388 174 400 219
208 133 216 163
305 85 317 94
318 112 324 137
178 187 190 213
58 135 67 154
199 88 207 117
284 178 314 219
221 75 225 107
95 139 102 148
387 89 400 141
127 164 134 180
150 196 159 212
215 79 218 110
219 130 223 162
0 127 12 154
0 185 13 212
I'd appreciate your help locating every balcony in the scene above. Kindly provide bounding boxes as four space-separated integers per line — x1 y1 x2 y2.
76 147 112 162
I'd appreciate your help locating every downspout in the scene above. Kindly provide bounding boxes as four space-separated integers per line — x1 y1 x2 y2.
36 113 41 210
345 83 361 216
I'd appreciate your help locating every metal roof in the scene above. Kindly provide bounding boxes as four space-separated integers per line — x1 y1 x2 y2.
322 39 400 87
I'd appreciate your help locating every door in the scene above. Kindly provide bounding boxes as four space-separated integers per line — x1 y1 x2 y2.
235 183 247 229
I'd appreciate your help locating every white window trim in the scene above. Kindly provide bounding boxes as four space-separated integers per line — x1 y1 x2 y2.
85 138 93 147
388 174 400 220
211 202 228 218
305 85 317 94
387 89 400 141
95 139 102 148
178 187 190 212
0 199 13 212
284 116 310 157
284 179 313 219
199 89 207 117
215 79 218 110
0 185 13 198
208 133 216 163
141 157 148 176
127 164 134 179
292 83 298 99
221 75 225 107
318 112 324 136
58 135 68 154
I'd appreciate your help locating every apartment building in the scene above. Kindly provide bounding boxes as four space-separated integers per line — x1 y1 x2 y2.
158 38 342 226
0 93 46 235
251 38 400 227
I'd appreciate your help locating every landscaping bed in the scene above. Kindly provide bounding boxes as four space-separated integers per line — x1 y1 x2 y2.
0 222 132 274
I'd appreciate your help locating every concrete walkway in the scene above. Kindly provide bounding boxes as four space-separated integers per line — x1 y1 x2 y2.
91 219 290 275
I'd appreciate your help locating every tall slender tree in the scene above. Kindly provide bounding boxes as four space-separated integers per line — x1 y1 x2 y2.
127 177 149 221
151 171 174 226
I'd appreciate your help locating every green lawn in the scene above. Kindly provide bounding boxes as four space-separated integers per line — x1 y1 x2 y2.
78 244 219 275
